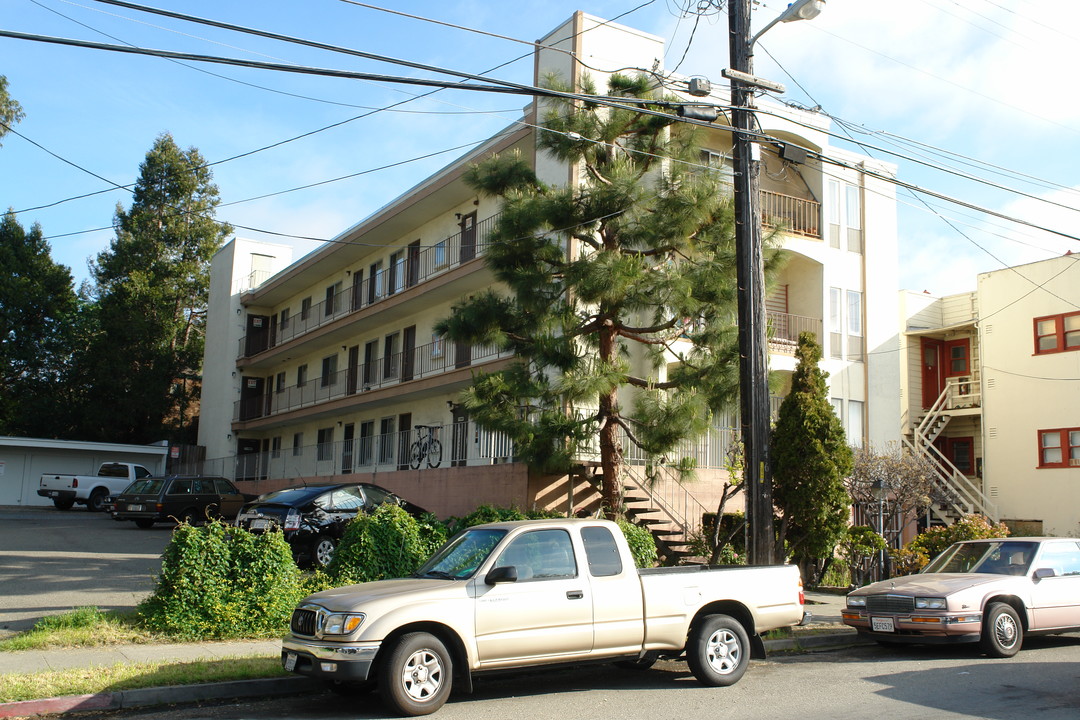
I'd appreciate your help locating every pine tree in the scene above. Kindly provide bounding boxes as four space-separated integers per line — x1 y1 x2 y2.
771 332 853 582
0 211 79 436
437 74 783 516
78 133 232 444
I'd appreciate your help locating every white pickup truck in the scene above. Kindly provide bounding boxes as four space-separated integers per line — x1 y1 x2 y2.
38 462 154 511
282 518 807 716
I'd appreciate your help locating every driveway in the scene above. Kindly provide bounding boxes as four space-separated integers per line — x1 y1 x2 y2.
0 507 173 638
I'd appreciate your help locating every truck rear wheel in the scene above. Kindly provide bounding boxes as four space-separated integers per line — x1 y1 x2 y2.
379 632 452 716
88 488 108 512
52 498 75 510
687 614 750 687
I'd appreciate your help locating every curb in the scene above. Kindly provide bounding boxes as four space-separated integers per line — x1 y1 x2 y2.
0 676 322 719
0 633 861 717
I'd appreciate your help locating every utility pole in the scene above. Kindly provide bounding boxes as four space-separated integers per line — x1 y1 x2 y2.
728 0 774 565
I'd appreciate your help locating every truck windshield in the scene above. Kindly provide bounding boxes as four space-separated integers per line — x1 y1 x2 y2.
922 541 1036 576
414 529 507 580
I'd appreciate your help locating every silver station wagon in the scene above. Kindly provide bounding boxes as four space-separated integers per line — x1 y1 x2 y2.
843 538 1080 657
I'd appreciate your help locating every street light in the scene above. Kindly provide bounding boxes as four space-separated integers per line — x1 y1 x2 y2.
727 0 824 565
870 478 888 580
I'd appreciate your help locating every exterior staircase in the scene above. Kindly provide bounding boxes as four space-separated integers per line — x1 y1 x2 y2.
620 465 710 564
906 377 998 525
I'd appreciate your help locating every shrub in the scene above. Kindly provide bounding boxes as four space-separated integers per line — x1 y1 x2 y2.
139 519 304 639
327 504 448 585
616 518 658 568
443 504 562 535
837 525 886 587
890 546 929 575
908 515 1010 559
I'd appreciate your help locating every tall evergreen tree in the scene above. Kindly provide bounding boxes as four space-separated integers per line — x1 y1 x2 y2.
0 75 25 147
771 332 853 582
79 133 231 444
0 211 79 436
437 74 782 516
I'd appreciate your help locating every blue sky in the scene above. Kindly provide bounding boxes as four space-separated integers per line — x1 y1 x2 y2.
2 0 1078 295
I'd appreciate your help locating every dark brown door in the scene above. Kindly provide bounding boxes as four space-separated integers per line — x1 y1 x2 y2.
363 340 377 388
407 240 421 287
351 268 364 311
459 211 477 263
455 338 471 369
347 345 360 395
451 404 469 467
238 376 264 420
244 314 270 357
341 423 355 474
402 326 416 381
397 413 412 471
921 337 945 408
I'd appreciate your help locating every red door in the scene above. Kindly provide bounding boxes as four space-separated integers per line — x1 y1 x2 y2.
921 337 945 409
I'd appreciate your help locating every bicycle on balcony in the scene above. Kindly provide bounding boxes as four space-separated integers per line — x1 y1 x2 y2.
410 424 443 469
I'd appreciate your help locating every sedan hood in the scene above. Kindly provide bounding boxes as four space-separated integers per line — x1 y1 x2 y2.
852 573 1007 597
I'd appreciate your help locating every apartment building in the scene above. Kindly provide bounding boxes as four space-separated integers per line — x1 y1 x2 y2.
899 253 1080 536
199 12 901 523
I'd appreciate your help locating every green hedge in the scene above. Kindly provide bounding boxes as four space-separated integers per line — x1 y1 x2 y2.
326 504 448 585
138 519 305 639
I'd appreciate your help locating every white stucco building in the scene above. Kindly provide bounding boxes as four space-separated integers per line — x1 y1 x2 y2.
198 12 901 535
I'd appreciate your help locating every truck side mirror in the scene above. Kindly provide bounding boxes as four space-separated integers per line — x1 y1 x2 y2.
485 566 518 585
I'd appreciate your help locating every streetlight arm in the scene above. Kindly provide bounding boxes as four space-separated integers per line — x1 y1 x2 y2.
750 0 826 47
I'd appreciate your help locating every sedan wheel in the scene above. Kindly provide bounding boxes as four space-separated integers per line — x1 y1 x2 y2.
981 602 1022 658
311 536 336 568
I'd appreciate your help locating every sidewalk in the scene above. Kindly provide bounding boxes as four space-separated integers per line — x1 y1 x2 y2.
0 591 863 718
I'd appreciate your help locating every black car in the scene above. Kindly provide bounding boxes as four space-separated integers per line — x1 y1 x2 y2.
112 475 250 529
234 483 426 568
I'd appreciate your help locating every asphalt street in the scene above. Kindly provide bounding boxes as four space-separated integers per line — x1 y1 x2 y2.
0 506 172 637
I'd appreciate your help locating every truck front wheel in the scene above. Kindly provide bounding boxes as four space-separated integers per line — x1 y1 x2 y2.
379 632 453 716
687 614 750 687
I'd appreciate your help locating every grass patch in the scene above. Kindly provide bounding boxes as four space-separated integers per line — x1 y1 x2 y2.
0 656 287 703
0 608 159 651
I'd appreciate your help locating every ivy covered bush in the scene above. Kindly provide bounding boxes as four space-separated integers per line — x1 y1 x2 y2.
617 518 658 568
138 519 305 639
443 504 562 535
327 504 448 585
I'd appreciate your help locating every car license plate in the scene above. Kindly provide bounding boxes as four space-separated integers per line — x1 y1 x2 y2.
127 504 144 512
47 490 58 497
284 653 297 672
250 519 269 530
871 617 895 632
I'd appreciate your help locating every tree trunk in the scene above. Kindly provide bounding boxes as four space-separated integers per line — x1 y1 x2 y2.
598 319 621 520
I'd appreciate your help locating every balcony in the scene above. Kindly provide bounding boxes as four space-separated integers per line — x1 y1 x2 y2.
761 189 820 239
234 338 512 422
239 213 500 359
767 311 822 354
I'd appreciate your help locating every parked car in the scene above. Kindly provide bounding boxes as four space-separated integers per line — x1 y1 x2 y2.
235 483 427 568
38 462 154 511
843 537 1080 657
111 475 250 529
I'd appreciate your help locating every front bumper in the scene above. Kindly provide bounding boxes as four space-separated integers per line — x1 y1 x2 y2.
841 609 982 642
281 637 381 681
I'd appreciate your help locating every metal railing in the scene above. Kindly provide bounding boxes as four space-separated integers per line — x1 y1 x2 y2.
766 311 821 353
239 213 500 358
761 189 821 239
234 338 512 421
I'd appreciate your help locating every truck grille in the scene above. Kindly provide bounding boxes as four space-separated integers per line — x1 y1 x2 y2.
291 608 317 636
866 594 914 613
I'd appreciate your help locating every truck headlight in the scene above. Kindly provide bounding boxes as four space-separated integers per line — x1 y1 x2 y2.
321 613 365 636
914 597 946 610
847 596 867 608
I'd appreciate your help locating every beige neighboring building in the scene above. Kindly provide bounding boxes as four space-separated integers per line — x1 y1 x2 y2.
198 12 901 539
900 253 1080 536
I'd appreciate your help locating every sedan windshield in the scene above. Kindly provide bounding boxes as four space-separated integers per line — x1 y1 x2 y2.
123 478 164 495
414 529 507 580
923 541 1037 576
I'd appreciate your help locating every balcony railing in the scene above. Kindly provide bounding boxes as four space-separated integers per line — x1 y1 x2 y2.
761 189 821 239
239 213 500 359
766 311 821 354
235 338 512 422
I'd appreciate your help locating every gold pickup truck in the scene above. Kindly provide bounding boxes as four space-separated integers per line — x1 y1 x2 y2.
282 518 807 716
